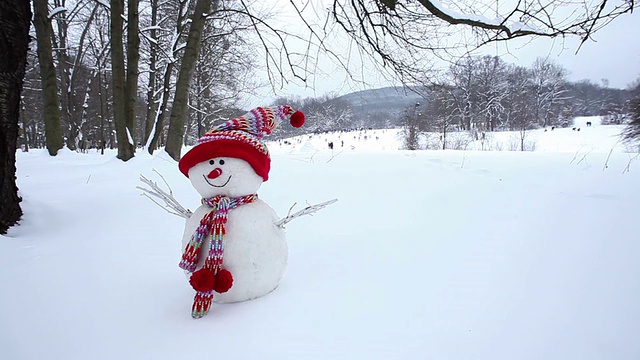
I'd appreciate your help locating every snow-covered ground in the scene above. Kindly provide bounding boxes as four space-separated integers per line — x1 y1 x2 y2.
2 118 640 359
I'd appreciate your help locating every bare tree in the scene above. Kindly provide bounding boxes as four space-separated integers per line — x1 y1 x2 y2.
423 85 457 149
530 58 569 127
166 0 220 161
32 0 64 156
503 64 536 134
474 56 509 132
125 0 141 147
142 0 159 146
185 10 258 144
447 56 479 131
0 0 31 234
110 0 136 161
401 102 422 150
623 79 640 143
144 0 190 154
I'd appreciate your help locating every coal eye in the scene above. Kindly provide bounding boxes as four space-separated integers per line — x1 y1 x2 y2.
209 160 215 165
219 159 225 165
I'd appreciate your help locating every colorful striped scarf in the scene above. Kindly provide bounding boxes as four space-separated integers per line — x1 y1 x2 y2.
179 194 257 318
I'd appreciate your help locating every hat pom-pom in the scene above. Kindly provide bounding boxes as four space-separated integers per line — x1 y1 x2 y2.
213 269 234 293
290 110 305 128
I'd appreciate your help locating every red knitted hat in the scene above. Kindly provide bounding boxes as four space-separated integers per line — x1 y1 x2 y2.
178 105 305 181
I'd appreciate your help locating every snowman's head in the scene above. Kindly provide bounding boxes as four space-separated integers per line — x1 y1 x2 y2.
187 156 263 198
178 105 304 197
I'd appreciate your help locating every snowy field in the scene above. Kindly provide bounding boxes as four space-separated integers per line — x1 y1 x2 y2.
2 118 640 359
278 121 635 154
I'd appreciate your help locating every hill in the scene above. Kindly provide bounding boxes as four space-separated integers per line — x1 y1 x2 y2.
337 86 423 128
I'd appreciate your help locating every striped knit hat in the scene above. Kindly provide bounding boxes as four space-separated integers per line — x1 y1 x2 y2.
179 105 305 181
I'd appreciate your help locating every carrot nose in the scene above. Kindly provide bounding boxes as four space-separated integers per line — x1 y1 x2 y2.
207 168 222 179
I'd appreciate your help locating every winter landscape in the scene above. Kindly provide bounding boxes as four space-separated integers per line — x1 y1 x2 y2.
2 117 639 360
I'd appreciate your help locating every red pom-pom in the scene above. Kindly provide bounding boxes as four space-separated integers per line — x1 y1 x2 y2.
289 110 305 128
189 268 216 292
213 269 234 293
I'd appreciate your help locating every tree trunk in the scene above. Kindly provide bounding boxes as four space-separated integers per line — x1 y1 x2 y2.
196 95 204 138
442 125 447 150
146 0 188 155
0 0 30 234
143 0 158 145
110 0 134 161
33 0 63 156
165 0 218 161
53 0 74 150
147 61 173 154
61 2 98 151
21 102 29 152
125 0 140 147
98 68 106 155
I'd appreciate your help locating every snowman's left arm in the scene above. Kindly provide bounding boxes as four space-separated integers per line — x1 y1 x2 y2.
275 199 338 228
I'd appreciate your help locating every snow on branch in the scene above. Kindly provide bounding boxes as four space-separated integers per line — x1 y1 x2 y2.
48 6 67 20
322 0 635 87
276 199 338 228
137 170 192 219
141 26 163 32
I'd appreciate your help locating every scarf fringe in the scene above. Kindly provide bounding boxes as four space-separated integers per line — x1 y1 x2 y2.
191 291 214 319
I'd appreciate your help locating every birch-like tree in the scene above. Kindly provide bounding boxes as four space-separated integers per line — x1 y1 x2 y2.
143 0 191 153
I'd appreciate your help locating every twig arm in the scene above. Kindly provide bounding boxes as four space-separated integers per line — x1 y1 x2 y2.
137 173 193 219
275 199 338 228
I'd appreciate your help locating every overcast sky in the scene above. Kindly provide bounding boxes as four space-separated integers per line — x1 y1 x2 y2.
246 3 640 107
494 10 640 89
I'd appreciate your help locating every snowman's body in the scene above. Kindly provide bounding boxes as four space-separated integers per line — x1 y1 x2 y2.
182 200 287 303
181 157 287 303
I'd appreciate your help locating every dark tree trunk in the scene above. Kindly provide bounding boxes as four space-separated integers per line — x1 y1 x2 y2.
125 0 140 146
147 61 173 154
147 0 187 155
33 0 64 156
143 0 158 146
21 102 29 152
0 0 30 234
166 0 218 161
110 0 134 161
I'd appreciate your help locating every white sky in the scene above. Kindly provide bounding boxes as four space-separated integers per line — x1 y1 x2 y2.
245 2 640 107
490 9 640 89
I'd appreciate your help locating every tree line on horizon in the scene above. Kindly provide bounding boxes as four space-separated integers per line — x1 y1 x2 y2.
400 55 640 151
18 1 640 157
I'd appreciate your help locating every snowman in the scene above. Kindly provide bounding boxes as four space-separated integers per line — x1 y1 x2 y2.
177 105 305 318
